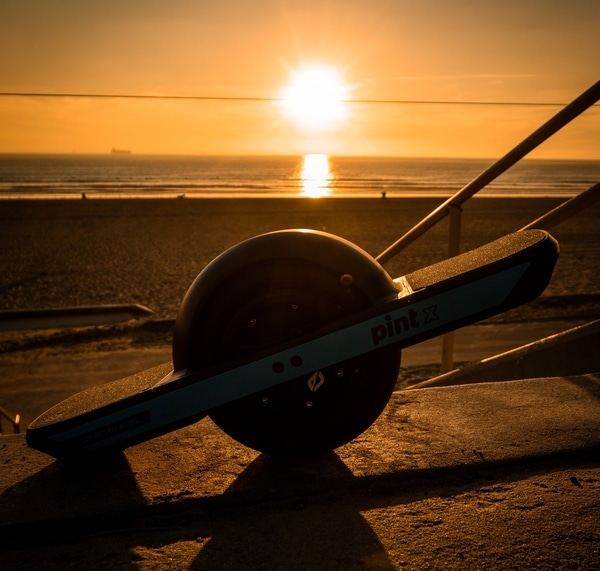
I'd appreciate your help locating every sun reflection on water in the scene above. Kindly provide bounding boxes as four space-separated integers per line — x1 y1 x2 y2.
299 153 333 198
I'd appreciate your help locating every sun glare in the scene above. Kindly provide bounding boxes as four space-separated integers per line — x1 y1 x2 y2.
280 64 349 128
299 153 333 197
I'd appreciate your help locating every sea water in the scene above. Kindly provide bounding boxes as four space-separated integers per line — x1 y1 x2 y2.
0 154 598 198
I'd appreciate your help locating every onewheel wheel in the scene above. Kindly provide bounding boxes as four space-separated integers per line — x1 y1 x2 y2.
172 230 401 455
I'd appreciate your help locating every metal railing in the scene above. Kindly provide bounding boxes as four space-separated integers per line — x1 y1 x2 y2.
376 79 600 373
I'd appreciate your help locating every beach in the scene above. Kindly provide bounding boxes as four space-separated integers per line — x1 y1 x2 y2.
2 196 599 318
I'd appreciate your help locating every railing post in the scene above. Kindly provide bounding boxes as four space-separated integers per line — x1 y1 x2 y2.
441 204 463 373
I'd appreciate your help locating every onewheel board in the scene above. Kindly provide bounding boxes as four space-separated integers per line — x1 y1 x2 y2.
27 229 559 460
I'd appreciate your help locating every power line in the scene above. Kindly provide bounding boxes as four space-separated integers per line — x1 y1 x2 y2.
0 91 588 107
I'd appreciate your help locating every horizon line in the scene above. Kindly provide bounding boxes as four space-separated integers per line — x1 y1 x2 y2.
0 152 597 162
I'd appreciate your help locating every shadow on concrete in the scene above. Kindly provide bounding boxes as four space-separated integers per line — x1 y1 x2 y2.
0 452 146 529
187 453 397 569
2 443 598 570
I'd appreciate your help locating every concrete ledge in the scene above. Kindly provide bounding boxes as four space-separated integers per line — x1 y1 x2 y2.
1 373 599 534
0 304 154 331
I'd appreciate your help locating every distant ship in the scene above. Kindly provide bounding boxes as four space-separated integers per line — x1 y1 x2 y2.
111 148 132 155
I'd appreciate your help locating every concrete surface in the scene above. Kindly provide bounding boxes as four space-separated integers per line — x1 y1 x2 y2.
1 372 600 569
1 319 599 569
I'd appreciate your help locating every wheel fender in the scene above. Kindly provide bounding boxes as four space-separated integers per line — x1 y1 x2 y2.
172 229 396 371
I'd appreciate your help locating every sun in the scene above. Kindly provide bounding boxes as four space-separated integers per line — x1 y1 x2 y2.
280 64 350 129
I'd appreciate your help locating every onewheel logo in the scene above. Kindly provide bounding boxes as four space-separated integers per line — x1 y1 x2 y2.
307 371 325 392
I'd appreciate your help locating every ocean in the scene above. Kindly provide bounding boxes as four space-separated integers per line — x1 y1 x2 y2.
0 154 598 199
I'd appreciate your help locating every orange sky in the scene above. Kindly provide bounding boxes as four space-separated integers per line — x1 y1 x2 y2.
0 0 598 158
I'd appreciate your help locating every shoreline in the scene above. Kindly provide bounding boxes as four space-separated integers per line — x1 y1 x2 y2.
0 191 583 199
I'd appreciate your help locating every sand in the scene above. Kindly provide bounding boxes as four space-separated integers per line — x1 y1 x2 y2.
1 196 599 319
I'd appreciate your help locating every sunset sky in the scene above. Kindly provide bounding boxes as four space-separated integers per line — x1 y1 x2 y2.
1 0 598 158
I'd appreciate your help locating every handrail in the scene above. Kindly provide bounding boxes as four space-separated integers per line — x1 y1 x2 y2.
376 79 600 264
520 182 600 231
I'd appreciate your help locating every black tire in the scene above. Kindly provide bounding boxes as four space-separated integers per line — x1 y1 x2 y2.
172 230 401 455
